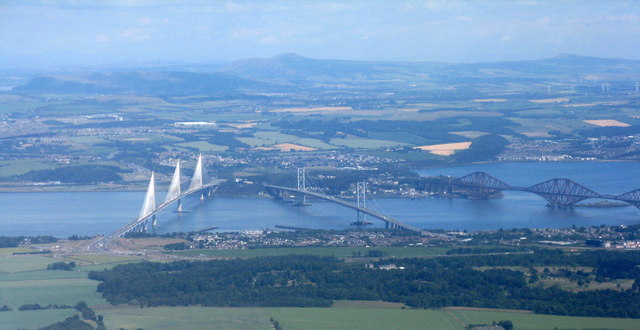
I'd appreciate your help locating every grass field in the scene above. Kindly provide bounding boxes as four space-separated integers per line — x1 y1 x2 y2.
293 137 336 149
174 141 228 152
237 136 272 147
170 246 449 259
253 131 299 143
92 304 640 330
0 159 59 177
368 131 432 145
448 308 640 330
0 309 78 330
0 247 33 255
100 306 272 330
330 136 409 149
0 277 106 308
0 255 56 273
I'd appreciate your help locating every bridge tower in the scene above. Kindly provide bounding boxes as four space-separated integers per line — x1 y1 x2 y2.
165 159 183 212
138 171 156 232
354 181 370 226
189 154 205 200
296 167 309 205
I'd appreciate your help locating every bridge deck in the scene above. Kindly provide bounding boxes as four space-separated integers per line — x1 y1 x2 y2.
265 184 423 234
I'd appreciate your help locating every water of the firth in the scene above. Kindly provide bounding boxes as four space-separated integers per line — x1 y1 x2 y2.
2 162 640 237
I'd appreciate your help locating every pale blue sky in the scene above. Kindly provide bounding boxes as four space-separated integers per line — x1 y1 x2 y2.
1 0 639 69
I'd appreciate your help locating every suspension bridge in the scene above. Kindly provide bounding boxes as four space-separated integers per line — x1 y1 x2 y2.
85 154 222 251
265 168 424 234
450 171 640 208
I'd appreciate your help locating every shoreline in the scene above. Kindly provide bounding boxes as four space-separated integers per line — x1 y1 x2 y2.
1 159 638 193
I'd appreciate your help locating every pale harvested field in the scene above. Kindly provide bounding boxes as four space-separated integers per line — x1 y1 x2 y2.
273 143 317 151
562 103 596 107
529 98 569 103
121 138 151 141
414 142 472 156
473 98 507 102
443 306 533 314
270 106 352 113
225 122 257 129
584 119 630 127
253 146 278 151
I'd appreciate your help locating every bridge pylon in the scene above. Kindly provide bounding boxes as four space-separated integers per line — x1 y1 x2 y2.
295 167 310 206
353 182 370 226
139 172 156 221
189 154 204 192
166 159 184 212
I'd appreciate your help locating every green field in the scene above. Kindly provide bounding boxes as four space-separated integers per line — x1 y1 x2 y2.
330 136 409 149
0 247 33 255
169 246 449 258
174 141 228 152
0 159 59 177
99 306 272 330
254 131 299 143
369 131 433 145
0 276 106 308
92 304 640 330
294 137 336 149
236 136 272 147
0 255 56 273
0 309 78 330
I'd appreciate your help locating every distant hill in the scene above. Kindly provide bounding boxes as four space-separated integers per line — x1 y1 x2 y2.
14 54 640 95
224 53 640 85
13 71 282 96
223 53 443 84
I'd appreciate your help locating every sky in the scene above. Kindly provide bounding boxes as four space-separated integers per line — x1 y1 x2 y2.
1 0 639 69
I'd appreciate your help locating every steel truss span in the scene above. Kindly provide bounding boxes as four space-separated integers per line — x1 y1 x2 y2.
451 171 640 208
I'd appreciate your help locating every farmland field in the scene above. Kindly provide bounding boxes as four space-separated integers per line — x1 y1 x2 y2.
92 304 640 330
174 141 228 152
330 136 409 149
169 246 450 258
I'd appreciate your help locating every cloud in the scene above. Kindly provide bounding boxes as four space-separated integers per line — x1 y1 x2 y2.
137 17 152 25
120 28 151 42
260 35 279 45
230 28 263 40
96 33 110 43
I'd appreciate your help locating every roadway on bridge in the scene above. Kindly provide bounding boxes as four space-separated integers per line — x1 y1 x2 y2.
264 184 424 234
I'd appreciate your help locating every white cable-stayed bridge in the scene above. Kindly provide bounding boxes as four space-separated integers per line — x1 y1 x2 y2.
85 154 223 251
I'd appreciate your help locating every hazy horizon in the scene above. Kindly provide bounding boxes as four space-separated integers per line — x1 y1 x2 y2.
2 0 639 70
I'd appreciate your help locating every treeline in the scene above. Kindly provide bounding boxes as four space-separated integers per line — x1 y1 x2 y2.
47 261 76 271
38 301 105 330
89 250 640 318
17 165 127 183
0 236 58 248
579 124 640 138
452 134 509 162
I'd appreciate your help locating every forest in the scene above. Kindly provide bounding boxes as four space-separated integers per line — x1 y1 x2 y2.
89 249 640 318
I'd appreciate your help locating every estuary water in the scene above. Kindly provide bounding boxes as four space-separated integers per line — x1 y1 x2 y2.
2 161 640 237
